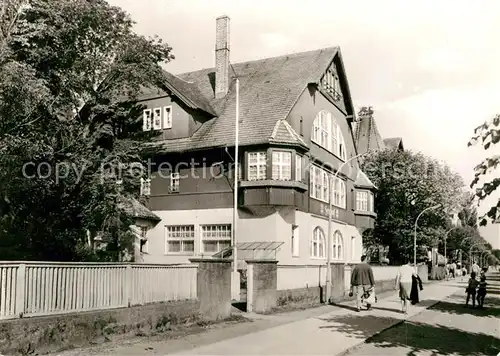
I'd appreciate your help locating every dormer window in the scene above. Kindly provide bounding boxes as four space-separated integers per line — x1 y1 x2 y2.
311 110 346 160
143 106 173 131
321 67 342 102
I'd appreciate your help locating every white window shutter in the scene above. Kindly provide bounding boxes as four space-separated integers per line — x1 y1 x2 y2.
163 106 172 129
153 108 162 130
143 109 152 131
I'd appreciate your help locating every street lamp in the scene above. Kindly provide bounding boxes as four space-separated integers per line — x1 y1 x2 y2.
414 204 441 267
469 241 487 270
325 151 368 303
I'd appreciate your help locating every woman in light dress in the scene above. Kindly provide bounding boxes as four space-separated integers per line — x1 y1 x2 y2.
395 258 416 314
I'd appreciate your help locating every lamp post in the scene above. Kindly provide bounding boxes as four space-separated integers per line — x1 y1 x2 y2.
469 241 487 271
414 204 441 267
325 152 368 303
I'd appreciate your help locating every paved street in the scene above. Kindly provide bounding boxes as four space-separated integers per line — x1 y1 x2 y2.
48 274 500 356
346 273 500 356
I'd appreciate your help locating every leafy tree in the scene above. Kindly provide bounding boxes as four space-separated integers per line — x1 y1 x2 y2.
469 114 500 225
0 0 172 261
361 149 464 265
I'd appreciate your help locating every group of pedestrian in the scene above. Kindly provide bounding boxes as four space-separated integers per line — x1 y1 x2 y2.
349 255 423 314
465 263 488 308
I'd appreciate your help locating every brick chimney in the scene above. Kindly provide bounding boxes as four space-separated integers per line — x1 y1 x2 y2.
215 15 230 98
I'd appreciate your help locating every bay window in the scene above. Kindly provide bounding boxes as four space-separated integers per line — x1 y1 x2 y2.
248 152 267 180
272 151 292 180
295 154 302 181
356 191 374 212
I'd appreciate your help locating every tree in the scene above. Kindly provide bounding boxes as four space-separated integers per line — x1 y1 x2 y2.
0 0 173 261
361 149 465 265
469 114 500 225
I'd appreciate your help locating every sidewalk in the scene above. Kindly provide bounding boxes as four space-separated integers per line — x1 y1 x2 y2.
170 279 464 355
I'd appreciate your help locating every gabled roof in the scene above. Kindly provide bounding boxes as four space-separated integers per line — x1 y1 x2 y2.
153 47 354 153
138 71 217 116
354 170 377 190
383 137 404 151
118 197 161 222
270 120 307 147
354 107 386 155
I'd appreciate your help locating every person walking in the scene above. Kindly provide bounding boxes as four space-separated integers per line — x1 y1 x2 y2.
476 275 487 308
395 257 416 315
465 271 479 308
471 261 480 275
350 255 375 312
450 261 457 279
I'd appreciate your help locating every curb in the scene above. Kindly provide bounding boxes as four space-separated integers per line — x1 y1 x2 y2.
334 283 457 356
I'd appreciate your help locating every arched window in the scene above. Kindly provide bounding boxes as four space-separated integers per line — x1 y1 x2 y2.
332 231 343 260
332 178 347 209
311 227 326 258
311 110 346 160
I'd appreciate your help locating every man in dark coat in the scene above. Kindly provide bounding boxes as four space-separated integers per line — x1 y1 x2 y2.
350 255 375 312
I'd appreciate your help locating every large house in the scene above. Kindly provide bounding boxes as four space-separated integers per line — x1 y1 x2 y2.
135 16 377 267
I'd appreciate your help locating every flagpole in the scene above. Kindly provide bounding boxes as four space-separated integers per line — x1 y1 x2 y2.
233 77 239 274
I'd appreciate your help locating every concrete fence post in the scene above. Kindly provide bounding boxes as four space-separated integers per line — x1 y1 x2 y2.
190 258 232 320
15 264 26 318
245 260 277 314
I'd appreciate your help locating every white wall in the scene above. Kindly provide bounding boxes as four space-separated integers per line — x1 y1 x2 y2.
143 208 364 265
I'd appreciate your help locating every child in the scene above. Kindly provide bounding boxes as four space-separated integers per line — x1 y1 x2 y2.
465 272 479 308
477 275 487 308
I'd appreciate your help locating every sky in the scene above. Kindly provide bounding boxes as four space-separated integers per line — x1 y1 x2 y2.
109 0 500 216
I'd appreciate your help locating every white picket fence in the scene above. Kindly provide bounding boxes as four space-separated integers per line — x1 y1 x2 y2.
0 262 197 320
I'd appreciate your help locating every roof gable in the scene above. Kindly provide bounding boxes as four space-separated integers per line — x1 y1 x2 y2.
383 137 404 151
270 120 307 147
355 170 377 190
154 47 346 153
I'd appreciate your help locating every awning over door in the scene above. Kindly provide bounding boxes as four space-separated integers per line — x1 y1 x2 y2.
213 241 284 261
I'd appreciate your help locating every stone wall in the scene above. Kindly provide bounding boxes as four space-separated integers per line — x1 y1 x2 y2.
247 261 277 313
0 300 200 355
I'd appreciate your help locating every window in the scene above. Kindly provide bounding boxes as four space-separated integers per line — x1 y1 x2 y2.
169 173 179 193
165 225 194 254
309 165 346 208
295 155 302 181
311 110 346 160
272 151 292 180
334 179 346 209
143 109 152 131
351 236 356 261
311 227 326 258
292 225 300 257
139 226 148 253
321 68 343 101
369 192 374 212
332 231 343 260
356 191 370 211
248 152 267 180
153 108 162 130
140 177 151 196
163 106 172 129
201 224 232 254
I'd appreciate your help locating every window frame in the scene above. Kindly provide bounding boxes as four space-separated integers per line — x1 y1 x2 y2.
356 191 370 212
311 226 326 259
139 226 148 254
247 151 267 181
153 107 162 130
295 154 302 182
143 109 152 131
272 150 292 181
163 106 172 129
169 172 180 193
200 224 232 255
165 225 195 255
332 231 343 260
140 177 151 196
311 110 346 161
